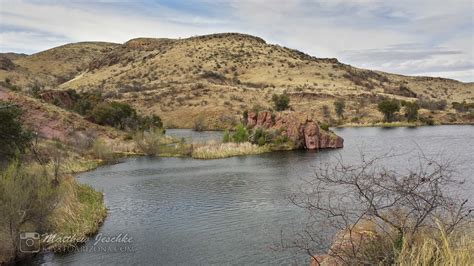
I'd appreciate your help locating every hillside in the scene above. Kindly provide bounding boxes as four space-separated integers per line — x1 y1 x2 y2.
0 42 119 88
0 86 125 144
2 33 473 128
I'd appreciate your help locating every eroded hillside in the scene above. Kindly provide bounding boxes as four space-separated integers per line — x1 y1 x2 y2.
2 33 473 128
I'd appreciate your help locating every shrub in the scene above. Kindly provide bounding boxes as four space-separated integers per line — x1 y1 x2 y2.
0 161 58 254
138 115 163 130
0 104 32 161
404 101 420 122
193 116 205 131
420 115 435 125
242 110 248 124
222 130 231 143
272 94 290 111
232 124 249 143
320 123 329 131
418 98 447 111
91 139 114 161
250 128 268 146
452 101 474 113
134 128 169 155
378 99 400 122
89 102 136 129
334 99 346 119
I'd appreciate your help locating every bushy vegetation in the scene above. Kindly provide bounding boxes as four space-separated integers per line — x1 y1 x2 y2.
418 98 447 111
89 101 136 129
402 101 420 122
0 104 33 161
193 116 205 131
271 94 290 111
286 153 473 265
333 99 345 119
50 90 162 131
378 99 400 122
134 128 191 156
452 101 474 113
231 124 249 143
0 162 58 259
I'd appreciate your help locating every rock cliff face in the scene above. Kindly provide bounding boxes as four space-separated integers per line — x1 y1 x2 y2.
247 111 343 150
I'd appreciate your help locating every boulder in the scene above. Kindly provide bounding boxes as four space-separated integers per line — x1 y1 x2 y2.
246 111 343 150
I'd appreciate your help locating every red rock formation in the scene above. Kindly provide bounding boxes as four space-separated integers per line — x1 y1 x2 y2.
247 111 343 150
40 90 76 109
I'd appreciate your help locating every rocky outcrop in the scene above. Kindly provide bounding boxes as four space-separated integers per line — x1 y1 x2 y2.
40 90 76 109
0 55 15 70
247 111 343 150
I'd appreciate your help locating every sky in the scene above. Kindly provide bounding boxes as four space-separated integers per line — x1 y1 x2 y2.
0 0 473 82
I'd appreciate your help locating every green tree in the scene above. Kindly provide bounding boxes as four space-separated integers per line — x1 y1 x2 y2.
0 104 32 160
139 115 163 130
89 102 136 129
404 102 420 122
232 124 249 143
378 100 400 122
334 99 346 119
272 94 290 111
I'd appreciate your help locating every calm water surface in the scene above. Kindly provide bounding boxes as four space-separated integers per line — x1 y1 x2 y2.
34 126 473 265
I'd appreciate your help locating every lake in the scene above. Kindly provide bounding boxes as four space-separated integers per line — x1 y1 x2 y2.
32 126 473 265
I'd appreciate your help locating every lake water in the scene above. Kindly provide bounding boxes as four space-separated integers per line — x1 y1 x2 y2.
32 126 473 265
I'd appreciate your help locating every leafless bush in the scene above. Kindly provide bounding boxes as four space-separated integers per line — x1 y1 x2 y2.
280 151 472 264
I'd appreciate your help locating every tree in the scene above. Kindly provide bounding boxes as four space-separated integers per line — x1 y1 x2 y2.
89 102 137 129
0 104 32 161
378 100 400 122
138 114 163 130
281 152 471 265
232 124 249 143
272 94 290 111
334 99 346 119
404 102 420 122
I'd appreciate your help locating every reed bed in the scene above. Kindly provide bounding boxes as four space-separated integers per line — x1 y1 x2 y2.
192 142 269 159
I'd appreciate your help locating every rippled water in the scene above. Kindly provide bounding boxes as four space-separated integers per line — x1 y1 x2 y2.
33 126 473 265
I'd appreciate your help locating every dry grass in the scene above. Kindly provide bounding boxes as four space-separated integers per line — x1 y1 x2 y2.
192 141 270 159
2 33 473 129
397 223 474 266
46 175 107 251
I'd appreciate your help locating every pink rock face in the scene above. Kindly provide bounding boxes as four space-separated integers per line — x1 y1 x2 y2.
303 121 320 150
247 112 257 127
247 111 344 150
256 111 273 128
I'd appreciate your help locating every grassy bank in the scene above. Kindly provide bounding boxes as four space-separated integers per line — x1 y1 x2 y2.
46 176 107 251
0 153 108 263
192 142 270 159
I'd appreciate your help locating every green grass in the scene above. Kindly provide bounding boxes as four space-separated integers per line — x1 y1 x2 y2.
45 177 107 250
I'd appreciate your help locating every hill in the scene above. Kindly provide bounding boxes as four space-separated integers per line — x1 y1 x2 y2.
0 86 125 144
2 33 473 128
0 42 119 88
